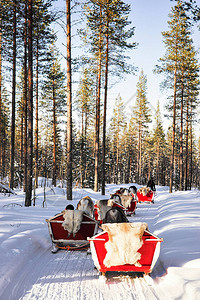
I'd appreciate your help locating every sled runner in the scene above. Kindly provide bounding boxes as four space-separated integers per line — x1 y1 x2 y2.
46 212 98 252
88 223 163 276
137 188 154 203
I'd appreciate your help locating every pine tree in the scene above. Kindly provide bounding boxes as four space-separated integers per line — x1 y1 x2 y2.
75 67 95 187
108 94 127 184
101 0 137 194
132 70 151 184
25 0 33 206
155 0 199 192
80 0 137 192
9 0 17 190
41 43 66 187
33 0 55 188
152 101 166 185
126 117 137 183
66 0 72 199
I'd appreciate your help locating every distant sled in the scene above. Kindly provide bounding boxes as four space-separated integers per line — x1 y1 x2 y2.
46 212 99 252
137 188 155 203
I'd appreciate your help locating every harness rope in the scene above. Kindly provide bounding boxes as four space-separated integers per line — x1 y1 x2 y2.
56 242 90 251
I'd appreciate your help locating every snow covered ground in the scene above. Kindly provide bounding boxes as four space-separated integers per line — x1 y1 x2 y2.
0 180 200 300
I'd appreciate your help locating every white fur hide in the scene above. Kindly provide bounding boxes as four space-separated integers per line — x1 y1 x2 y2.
102 222 148 268
62 210 84 237
138 187 151 196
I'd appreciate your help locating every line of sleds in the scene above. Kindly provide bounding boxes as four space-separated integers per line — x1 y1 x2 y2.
111 185 156 205
46 186 162 277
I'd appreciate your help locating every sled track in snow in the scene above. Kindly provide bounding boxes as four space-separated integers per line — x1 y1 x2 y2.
1 248 169 300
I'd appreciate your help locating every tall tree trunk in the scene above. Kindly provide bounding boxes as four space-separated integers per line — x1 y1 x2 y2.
23 0 28 192
169 60 177 193
9 0 17 189
179 72 184 191
25 0 33 206
189 104 193 190
0 6 2 180
101 17 109 195
116 120 119 184
20 98 24 186
156 141 160 185
84 110 88 184
94 5 102 192
0 5 3 180
80 109 84 188
66 0 72 199
138 122 142 184
2 124 6 178
184 95 189 190
35 35 39 188
52 79 56 187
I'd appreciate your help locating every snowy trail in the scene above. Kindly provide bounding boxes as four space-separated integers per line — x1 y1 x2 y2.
0 196 169 300
1 185 200 299
1 248 168 300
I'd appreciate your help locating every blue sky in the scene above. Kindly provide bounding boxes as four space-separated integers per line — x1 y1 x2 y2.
54 0 200 135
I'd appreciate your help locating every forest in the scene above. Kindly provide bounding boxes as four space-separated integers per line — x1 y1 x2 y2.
0 0 200 206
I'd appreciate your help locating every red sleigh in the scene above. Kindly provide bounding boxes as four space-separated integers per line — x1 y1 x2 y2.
137 189 155 203
88 229 163 275
46 212 98 251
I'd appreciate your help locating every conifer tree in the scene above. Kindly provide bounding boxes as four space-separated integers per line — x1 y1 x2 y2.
41 43 66 187
33 0 55 188
80 0 137 192
152 101 166 185
132 70 151 184
9 0 17 190
108 94 127 184
126 117 137 183
155 0 199 192
75 67 95 187
25 0 33 206
66 0 72 199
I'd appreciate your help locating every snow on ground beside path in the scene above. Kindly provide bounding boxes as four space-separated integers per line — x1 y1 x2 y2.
152 190 200 299
0 180 199 299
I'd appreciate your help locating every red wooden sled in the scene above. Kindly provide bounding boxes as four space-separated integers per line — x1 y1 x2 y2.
46 212 98 251
137 190 154 203
88 229 163 275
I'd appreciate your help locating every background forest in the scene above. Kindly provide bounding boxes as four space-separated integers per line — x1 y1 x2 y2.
0 0 200 206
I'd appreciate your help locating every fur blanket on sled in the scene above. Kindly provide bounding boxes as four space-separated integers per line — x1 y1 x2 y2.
138 187 151 196
62 209 84 237
102 222 148 268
